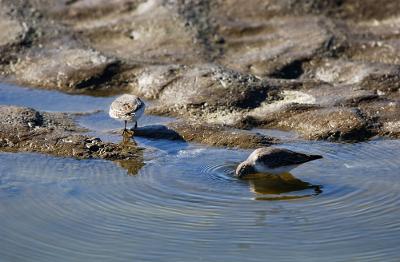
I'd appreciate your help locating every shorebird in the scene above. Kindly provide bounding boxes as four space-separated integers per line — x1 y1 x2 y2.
109 94 145 132
235 147 322 178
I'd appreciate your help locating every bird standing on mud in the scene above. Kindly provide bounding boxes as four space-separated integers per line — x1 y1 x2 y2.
109 94 145 133
236 147 322 178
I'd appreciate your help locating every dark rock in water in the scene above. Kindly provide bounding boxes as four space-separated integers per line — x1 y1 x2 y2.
0 105 142 161
134 122 279 149
168 122 278 148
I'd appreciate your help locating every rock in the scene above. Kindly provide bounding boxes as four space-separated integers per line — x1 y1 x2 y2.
0 105 142 161
243 92 374 141
250 103 319 130
247 89 319 126
299 83 378 107
49 0 136 19
336 0 400 21
0 14 26 48
12 48 119 91
213 0 341 18
274 107 372 141
213 14 334 77
0 10 26 48
359 99 400 138
0 105 77 134
132 64 182 99
382 121 400 138
244 87 378 141
309 59 395 84
344 17 400 65
68 0 204 64
168 122 278 148
307 59 400 92
0 4 28 63
147 64 275 115
133 122 279 149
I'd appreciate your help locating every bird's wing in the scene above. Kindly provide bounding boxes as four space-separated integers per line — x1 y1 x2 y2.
111 99 143 116
256 148 321 168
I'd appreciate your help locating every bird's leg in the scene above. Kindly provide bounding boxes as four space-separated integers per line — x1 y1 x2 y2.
134 121 138 129
122 120 128 135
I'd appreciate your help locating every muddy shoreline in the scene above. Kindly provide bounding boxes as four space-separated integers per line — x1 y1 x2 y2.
1 0 400 161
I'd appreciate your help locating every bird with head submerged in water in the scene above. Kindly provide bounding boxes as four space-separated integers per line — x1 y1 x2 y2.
235 147 322 178
109 94 145 133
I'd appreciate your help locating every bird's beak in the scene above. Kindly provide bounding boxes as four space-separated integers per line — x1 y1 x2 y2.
235 162 250 178
235 169 244 178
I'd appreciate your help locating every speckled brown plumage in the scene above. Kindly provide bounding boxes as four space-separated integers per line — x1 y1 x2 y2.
236 147 322 178
249 147 322 168
109 94 145 130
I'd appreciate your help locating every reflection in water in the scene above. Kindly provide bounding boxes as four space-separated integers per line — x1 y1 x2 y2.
247 173 322 200
115 159 144 176
115 133 144 176
1 137 400 261
121 130 135 144
223 164 322 200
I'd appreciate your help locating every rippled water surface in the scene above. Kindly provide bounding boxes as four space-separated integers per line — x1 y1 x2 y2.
1 84 400 261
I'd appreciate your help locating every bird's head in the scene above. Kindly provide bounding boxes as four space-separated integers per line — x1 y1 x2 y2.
235 161 256 178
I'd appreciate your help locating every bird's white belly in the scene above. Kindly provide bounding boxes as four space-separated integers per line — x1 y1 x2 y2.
254 162 299 175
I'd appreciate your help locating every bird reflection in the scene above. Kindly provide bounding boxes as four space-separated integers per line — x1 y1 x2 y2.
114 131 144 175
244 173 322 200
121 130 136 145
115 159 144 176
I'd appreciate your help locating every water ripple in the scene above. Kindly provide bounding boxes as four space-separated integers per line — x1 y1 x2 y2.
1 140 400 261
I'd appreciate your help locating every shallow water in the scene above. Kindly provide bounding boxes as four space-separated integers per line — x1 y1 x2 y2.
1 84 400 261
